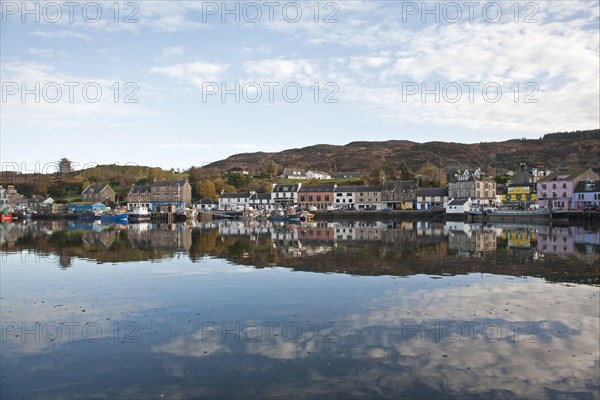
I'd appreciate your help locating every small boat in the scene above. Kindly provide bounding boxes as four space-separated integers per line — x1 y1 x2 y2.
129 206 151 222
1 205 13 222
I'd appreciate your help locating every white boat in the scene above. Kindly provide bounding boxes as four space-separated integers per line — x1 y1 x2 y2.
129 206 151 222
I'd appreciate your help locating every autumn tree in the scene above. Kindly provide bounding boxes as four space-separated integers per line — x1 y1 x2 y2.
196 179 218 201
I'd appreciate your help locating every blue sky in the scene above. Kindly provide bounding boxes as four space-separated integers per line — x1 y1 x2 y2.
1 0 599 171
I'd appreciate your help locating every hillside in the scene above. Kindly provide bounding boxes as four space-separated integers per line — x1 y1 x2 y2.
201 130 600 176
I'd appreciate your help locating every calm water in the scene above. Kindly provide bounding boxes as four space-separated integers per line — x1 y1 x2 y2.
1 219 599 399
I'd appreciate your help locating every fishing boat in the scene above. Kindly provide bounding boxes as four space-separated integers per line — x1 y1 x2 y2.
129 206 151 222
468 206 550 222
101 212 129 224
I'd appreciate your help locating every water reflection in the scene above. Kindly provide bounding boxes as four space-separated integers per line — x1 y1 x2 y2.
1 219 599 399
2 219 598 284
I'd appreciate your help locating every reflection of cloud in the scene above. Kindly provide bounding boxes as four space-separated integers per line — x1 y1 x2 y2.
148 278 599 398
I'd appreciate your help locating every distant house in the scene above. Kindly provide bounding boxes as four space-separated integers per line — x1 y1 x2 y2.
278 168 306 180
334 172 365 179
298 185 337 210
416 188 448 210
194 199 218 212
227 167 250 176
334 186 357 208
354 186 382 210
271 183 301 207
536 169 599 210
306 170 332 180
82 184 116 204
572 180 600 210
446 199 471 214
218 192 251 211
381 181 417 210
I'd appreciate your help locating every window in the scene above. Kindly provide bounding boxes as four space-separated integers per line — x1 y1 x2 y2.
325 195 330 202
308 195 313 202
317 195 321 202
300 195 305 202
562 183 567 189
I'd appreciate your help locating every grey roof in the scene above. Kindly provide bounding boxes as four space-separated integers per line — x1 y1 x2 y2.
573 181 600 193
272 184 300 192
448 199 470 206
355 186 381 192
152 180 188 187
299 185 336 192
82 184 113 194
417 188 448 197
220 192 251 199
129 185 151 193
381 181 417 190
335 186 357 193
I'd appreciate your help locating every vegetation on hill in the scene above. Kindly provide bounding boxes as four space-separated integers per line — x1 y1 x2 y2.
1 130 597 201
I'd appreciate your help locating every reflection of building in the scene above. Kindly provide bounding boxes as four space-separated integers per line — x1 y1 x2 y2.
128 223 192 251
298 222 334 242
536 226 574 256
447 223 496 257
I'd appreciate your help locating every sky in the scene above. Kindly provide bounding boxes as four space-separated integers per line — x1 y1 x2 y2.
1 0 599 171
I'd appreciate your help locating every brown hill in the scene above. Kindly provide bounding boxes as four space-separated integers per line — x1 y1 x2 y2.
202 130 599 176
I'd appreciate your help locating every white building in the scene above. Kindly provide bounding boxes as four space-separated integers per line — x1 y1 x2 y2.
334 186 356 208
249 193 274 211
446 199 471 214
271 183 301 208
218 192 251 211
416 188 448 210
306 170 332 180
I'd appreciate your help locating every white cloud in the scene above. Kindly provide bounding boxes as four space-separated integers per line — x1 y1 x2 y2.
150 62 230 89
28 29 92 40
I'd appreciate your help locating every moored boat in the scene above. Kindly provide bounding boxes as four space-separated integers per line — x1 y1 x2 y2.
129 206 151 222
101 213 129 223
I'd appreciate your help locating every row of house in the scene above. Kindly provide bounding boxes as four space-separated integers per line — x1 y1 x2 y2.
277 168 368 180
217 182 448 211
